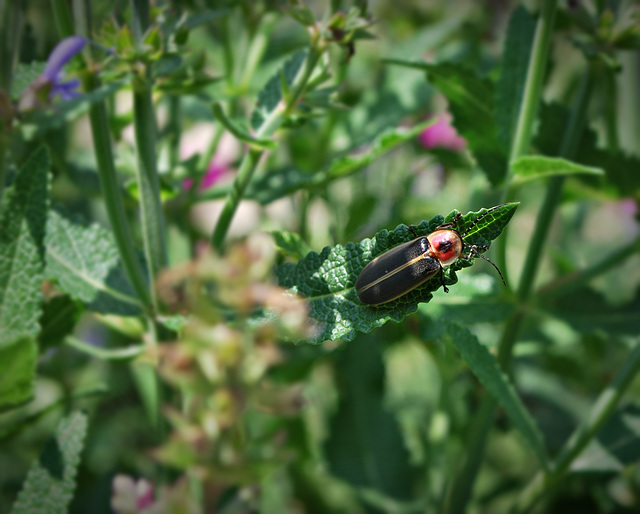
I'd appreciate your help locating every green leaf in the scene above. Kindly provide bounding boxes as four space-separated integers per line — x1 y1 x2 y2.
38 295 80 350
272 230 313 260
276 203 518 343
511 156 604 184
18 80 126 139
11 62 46 100
572 404 640 473
45 210 142 316
0 146 50 348
0 338 38 411
251 50 307 130
204 120 434 205
11 411 88 514
386 60 508 185
495 5 536 149
444 321 548 469
544 287 640 336
212 102 276 150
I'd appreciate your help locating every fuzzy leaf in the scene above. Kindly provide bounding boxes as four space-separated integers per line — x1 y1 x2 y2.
11 411 88 514
511 156 604 184
386 59 508 185
0 146 50 348
276 203 518 343
444 321 548 469
45 210 142 316
251 50 307 130
495 5 536 149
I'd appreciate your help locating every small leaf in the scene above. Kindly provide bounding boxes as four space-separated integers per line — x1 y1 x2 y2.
212 102 276 150
511 156 604 184
251 50 307 130
444 321 549 469
11 411 88 514
386 59 508 185
272 230 313 260
45 210 142 316
276 203 518 343
0 146 50 348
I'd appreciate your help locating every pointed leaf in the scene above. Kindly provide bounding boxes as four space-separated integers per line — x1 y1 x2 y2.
495 5 536 149
251 50 307 130
444 321 548 469
45 210 142 316
511 156 604 184
276 203 518 343
386 59 508 184
11 411 88 514
0 146 50 347
212 102 276 150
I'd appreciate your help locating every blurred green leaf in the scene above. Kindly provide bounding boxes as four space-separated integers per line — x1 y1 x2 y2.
11 411 88 514
444 322 548 469
45 210 142 316
572 404 640 473
212 102 276 150
544 287 640 335
272 230 313 260
38 295 79 350
205 120 434 205
511 156 604 184
11 62 45 100
0 338 38 411
18 80 126 139
495 5 536 150
386 60 508 185
251 50 307 130
277 204 518 343
0 146 49 348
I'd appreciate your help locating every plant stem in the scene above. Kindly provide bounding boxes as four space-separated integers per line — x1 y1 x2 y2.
514 341 640 513
50 0 75 38
210 48 322 251
82 73 152 309
497 0 559 278
130 0 167 310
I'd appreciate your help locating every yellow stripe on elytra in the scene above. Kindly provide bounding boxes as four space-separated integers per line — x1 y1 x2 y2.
358 253 426 293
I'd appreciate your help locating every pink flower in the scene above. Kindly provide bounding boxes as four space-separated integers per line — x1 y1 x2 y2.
419 113 466 152
183 161 227 191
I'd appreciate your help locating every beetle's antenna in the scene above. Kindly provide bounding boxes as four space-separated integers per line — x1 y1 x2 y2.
467 245 506 286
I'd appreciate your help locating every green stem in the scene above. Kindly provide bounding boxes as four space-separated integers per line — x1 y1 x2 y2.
210 48 323 251
82 72 152 310
50 0 75 38
497 0 559 278
0 0 21 202
130 0 167 309
514 342 640 513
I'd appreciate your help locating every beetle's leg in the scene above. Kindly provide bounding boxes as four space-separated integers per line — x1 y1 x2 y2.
439 266 449 293
435 212 463 232
408 225 419 238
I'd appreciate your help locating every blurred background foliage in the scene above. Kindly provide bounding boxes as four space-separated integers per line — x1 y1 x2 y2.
1 0 640 513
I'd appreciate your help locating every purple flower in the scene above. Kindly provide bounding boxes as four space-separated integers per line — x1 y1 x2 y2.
18 36 86 111
184 161 227 191
40 35 87 101
419 113 467 152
